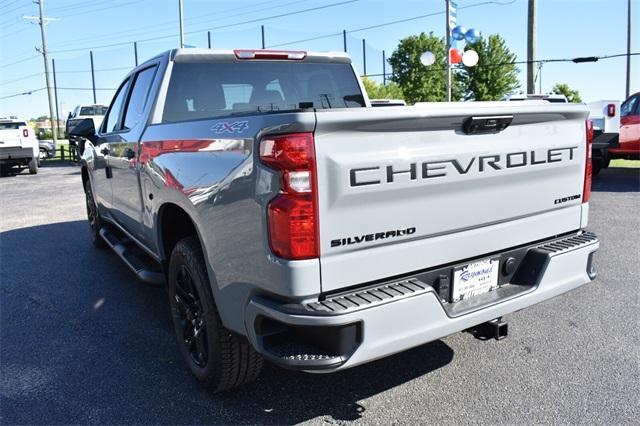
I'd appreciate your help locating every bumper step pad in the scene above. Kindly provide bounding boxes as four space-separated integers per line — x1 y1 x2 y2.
306 278 430 315
301 231 599 317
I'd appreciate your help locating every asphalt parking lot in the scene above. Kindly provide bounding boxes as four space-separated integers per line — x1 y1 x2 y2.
1 163 638 425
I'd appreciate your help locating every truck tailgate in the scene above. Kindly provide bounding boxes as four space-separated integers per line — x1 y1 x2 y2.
0 129 24 148
314 102 589 292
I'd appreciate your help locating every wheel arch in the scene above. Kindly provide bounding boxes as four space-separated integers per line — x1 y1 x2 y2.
157 202 202 262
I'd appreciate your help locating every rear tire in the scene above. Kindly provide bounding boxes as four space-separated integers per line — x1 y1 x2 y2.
28 158 38 174
84 180 107 249
168 236 263 392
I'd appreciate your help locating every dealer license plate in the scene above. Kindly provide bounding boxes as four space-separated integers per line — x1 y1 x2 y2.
451 258 500 302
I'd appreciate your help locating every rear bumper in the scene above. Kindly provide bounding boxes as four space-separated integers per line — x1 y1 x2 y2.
0 147 33 162
244 231 599 372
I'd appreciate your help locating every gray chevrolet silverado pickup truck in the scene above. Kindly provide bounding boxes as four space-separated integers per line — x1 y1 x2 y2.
69 48 599 392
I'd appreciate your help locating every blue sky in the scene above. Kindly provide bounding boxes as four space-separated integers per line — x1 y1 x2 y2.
0 0 637 119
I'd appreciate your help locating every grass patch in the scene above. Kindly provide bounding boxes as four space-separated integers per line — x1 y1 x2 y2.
610 159 640 168
41 141 80 162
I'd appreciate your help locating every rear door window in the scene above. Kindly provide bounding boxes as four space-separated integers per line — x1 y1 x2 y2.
123 66 157 130
102 79 131 133
162 61 364 123
0 122 26 130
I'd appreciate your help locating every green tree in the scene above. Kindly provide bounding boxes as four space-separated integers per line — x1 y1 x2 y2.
388 32 462 103
361 76 404 100
458 34 520 101
551 83 583 103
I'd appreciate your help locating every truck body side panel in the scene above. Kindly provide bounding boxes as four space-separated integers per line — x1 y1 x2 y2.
138 112 320 334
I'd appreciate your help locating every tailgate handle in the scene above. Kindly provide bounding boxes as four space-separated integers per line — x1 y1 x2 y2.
462 115 513 134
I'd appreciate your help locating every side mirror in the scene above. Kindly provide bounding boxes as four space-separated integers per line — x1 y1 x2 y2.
68 118 96 138
67 112 73 119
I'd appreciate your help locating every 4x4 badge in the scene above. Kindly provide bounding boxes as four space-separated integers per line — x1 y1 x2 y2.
211 121 249 134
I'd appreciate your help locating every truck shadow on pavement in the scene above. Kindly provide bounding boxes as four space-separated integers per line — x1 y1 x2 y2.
592 167 639 192
1 219 454 424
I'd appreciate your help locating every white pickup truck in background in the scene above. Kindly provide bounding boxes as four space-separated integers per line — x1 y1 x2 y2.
0 118 39 175
66 104 108 154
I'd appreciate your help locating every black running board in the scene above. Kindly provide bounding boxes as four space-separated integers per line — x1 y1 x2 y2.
99 227 165 286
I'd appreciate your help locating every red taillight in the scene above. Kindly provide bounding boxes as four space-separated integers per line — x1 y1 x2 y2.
22 128 29 138
234 49 306 60
260 133 318 259
607 103 616 117
583 119 593 203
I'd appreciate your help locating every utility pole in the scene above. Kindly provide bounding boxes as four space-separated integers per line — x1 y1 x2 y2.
261 25 265 49
527 0 537 94
178 0 184 48
625 0 631 99
445 0 452 102
24 1 58 143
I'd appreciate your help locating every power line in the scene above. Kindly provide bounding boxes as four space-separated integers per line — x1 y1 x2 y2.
50 0 359 53
0 88 45 100
364 52 640 77
54 66 133 74
0 65 132 86
0 0 24 12
268 0 517 48
51 0 305 49
0 0 22 8
0 55 40 69
2 52 635 102
0 1 31 16
56 0 144 19
57 87 116 91
0 72 43 86
47 0 128 14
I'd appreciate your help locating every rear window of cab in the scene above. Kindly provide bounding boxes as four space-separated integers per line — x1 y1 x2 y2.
162 61 365 123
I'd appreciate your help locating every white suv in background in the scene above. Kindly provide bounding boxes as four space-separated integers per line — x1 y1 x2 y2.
0 118 39 175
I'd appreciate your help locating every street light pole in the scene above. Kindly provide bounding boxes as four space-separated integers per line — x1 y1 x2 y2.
178 0 185 48
445 0 452 102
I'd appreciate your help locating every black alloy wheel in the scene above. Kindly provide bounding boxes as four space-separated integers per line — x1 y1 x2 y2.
173 264 209 367
84 180 107 248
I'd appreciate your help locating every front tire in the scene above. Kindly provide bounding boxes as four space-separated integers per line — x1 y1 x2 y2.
168 237 263 392
84 180 107 249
